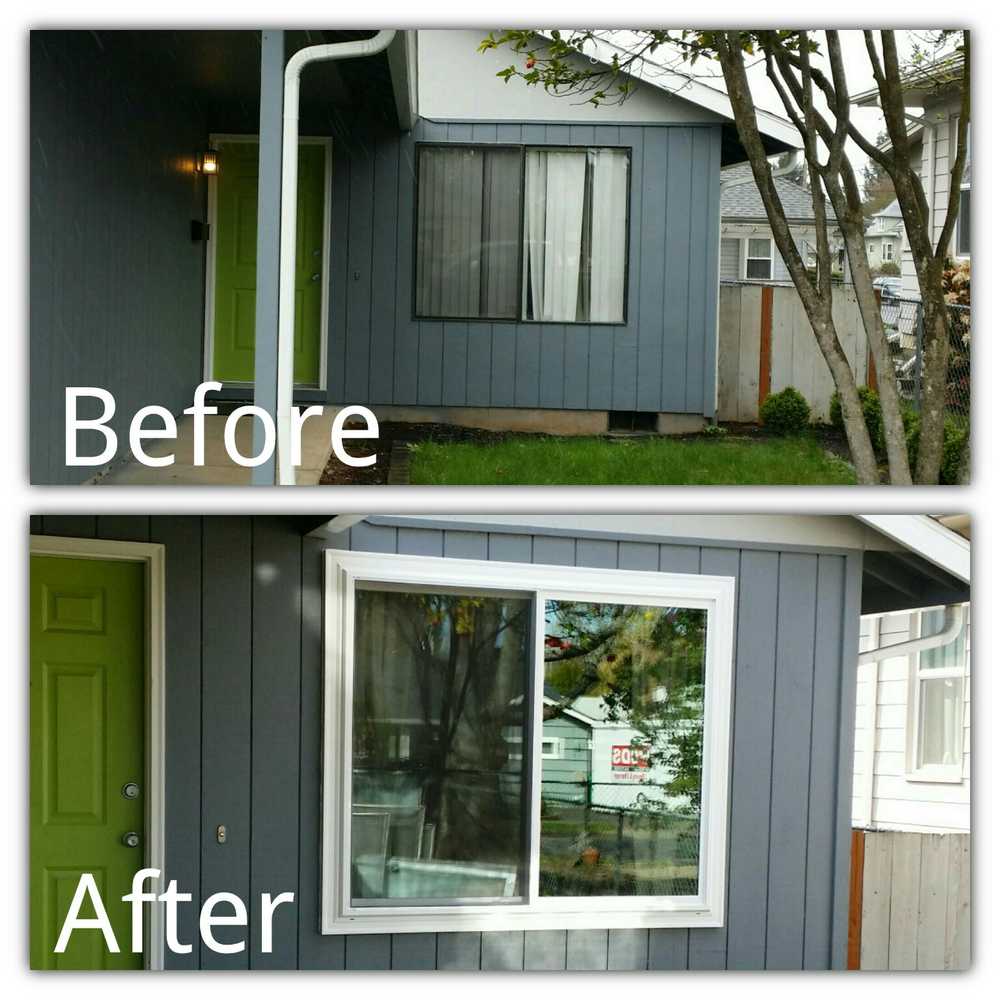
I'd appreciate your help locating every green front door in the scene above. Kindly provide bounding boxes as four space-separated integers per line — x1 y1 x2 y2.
211 140 326 385
30 556 146 970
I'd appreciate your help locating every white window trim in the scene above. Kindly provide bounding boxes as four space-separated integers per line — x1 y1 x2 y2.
744 236 773 281
322 550 736 936
955 185 971 259
904 607 967 784
540 736 565 760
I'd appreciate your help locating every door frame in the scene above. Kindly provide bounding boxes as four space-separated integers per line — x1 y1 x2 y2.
29 535 167 971
202 132 333 392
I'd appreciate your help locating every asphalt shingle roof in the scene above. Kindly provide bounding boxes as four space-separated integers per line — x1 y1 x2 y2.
721 162 837 222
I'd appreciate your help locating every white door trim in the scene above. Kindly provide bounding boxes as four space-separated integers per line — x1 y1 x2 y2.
30 535 167 971
203 132 332 393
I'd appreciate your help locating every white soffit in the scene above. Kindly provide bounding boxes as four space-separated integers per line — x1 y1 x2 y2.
857 514 970 584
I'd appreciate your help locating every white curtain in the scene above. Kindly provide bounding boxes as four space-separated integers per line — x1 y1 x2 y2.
588 149 628 322
525 150 587 321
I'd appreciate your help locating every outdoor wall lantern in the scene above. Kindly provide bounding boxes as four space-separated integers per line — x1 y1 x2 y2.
198 150 219 175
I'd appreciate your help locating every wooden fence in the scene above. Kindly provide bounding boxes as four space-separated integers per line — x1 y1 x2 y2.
717 282 873 423
848 829 970 970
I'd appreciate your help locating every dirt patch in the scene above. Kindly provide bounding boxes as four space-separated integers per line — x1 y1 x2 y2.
319 421 536 485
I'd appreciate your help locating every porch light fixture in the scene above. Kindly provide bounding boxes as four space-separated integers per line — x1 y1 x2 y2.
198 150 219 175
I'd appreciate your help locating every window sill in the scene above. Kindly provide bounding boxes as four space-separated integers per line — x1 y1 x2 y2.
904 768 965 785
322 905 723 936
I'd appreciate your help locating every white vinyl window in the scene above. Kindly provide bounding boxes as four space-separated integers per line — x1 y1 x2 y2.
905 606 968 783
744 237 773 280
322 550 735 935
882 241 894 262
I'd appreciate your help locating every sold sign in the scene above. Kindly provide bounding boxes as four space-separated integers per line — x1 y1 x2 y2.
611 745 650 769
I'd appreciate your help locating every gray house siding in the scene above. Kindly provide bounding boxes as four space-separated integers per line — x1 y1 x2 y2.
30 32 209 485
30 514 861 970
329 118 723 418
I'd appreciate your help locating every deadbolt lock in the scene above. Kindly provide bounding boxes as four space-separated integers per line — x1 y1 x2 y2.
122 782 140 800
121 831 140 848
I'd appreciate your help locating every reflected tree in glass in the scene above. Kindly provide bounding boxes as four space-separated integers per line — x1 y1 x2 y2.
351 586 531 903
541 600 707 897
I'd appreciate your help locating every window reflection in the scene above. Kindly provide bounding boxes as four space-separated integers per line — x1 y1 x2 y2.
540 600 707 897
351 586 531 904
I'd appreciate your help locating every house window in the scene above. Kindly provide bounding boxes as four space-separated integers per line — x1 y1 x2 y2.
869 243 876 255
906 606 967 784
414 144 630 324
956 187 970 256
744 237 772 280
322 550 735 935
882 242 894 262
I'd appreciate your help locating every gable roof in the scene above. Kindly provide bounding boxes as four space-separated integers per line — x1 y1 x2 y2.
852 50 965 108
547 32 802 163
720 162 837 222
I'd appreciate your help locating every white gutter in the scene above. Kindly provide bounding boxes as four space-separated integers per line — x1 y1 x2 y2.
277 30 397 485
305 514 367 539
857 603 964 664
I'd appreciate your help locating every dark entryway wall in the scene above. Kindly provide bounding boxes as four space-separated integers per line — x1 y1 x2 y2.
30 514 862 970
329 118 723 418
30 32 212 484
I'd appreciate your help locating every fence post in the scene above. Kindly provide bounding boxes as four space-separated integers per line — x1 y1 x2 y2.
914 303 924 412
757 285 774 420
848 829 865 970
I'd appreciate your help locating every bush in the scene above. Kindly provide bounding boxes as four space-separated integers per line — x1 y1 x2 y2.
906 415 969 485
831 387 968 483
830 386 884 454
760 387 811 436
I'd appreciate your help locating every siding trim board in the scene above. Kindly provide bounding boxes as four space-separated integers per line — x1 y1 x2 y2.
33 516 861 970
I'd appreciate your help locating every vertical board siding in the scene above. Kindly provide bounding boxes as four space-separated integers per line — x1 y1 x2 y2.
31 32 209 484
332 119 722 417
32 518 859 970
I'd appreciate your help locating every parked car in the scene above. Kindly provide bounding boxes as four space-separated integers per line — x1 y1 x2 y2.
873 275 902 299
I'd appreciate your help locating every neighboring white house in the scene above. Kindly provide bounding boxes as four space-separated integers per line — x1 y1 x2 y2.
853 604 970 834
720 161 848 283
852 513 971 835
865 199 904 271
853 52 970 300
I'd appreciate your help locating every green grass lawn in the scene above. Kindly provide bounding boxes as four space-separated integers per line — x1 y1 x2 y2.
408 434 856 486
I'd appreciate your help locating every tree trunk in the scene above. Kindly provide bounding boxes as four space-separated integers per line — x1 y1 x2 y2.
716 35 881 483
914 291 950 483
841 229 912 483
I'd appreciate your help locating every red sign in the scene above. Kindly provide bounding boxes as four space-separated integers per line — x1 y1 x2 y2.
611 744 650 770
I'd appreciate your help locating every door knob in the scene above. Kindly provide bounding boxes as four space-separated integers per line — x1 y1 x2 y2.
121 831 140 848
121 782 140 800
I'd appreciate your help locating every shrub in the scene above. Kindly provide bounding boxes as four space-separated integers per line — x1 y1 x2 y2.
702 423 728 438
906 415 969 485
830 386 884 454
760 387 811 436
831 387 968 483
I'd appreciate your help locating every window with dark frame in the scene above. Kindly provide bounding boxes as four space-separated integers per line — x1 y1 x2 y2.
414 144 630 324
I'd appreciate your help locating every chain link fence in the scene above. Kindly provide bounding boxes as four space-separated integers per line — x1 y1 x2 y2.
882 295 970 421
540 779 700 897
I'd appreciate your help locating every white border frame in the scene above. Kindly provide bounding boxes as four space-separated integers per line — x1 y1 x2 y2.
203 133 332 392
30 536 167 970
321 550 735 935
904 606 968 785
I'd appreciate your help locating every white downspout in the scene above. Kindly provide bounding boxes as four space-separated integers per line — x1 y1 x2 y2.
276 30 397 485
857 603 963 664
